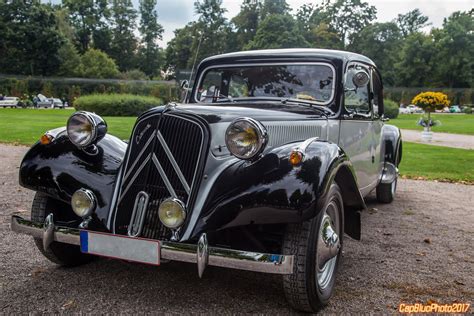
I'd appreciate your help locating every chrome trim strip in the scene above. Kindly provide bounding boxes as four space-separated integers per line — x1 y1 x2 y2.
157 131 191 194
11 216 294 275
127 191 150 237
118 154 151 205
123 131 156 182
152 153 178 198
194 62 337 106
296 136 320 153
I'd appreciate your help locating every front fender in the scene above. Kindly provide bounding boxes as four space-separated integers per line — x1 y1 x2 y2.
191 140 365 239
19 131 127 229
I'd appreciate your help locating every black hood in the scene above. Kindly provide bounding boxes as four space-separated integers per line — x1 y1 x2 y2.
150 102 328 125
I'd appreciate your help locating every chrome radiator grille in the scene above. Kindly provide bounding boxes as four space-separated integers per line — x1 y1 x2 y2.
113 113 206 240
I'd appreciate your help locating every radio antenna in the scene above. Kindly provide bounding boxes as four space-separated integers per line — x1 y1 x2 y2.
184 31 204 103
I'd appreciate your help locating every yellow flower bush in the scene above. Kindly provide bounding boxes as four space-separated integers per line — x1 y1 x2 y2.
411 91 450 112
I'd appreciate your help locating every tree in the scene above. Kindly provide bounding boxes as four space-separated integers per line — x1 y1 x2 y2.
231 0 262 49
138 0 164 77
110 0 138 71
308 23 344 50
57 40 81 76
246 14 309 50
318 0 377 46
77 49 120 78
396 9 430 37
295 3 316 35
394 32 435 87
431 11 474 88
0 1 64 76
191 0 230 65
349 22 402 85
63 0 110 52
165 22 197 71
261 0 291 19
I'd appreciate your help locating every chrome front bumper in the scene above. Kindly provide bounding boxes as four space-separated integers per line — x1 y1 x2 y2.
11 215 294 275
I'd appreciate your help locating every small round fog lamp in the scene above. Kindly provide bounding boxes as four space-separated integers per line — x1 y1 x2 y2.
158 198 186 229
71 189 96 218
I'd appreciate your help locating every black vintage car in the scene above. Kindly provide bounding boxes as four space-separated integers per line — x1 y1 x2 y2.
12 49 402 312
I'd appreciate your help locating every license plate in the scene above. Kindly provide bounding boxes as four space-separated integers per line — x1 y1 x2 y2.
80 231 160 265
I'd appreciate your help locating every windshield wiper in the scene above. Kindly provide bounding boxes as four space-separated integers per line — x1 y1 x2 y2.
281 98 334 116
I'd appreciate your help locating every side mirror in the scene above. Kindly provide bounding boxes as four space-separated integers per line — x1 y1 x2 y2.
180 80 189 89
352 71 370 87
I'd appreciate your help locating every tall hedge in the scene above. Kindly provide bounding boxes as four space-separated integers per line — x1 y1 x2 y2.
74 94 164 116
0 76 180 105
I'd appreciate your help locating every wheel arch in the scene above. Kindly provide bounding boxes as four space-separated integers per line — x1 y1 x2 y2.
333 163 364 240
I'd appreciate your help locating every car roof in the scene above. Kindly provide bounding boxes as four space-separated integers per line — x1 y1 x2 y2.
200 48 376 67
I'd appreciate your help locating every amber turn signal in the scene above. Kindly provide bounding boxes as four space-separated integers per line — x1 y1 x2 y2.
289 150 303 166
40 134 53 145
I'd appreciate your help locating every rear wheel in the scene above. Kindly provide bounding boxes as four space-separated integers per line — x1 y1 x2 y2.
376 177 397 203
282 183 343 312
31 192 93 267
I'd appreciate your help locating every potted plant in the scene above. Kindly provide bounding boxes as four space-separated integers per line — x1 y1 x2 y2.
411 91 450 142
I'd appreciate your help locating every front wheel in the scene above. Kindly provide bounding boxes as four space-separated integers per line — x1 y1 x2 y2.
31 192 94 267
282 183 343 312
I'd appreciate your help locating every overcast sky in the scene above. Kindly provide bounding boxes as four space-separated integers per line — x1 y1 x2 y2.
155 0 473 46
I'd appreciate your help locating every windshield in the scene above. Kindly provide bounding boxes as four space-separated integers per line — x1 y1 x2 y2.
195 63 335 105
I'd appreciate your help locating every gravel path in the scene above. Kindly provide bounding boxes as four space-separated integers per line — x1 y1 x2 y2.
401 129 474 149
1 144 473 314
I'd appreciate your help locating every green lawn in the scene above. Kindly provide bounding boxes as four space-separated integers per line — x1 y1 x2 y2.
390 113 474 135
1 108 473 183
0 108 135 145
399 142 474 183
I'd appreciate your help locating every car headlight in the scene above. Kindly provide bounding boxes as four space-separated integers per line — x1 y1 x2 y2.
225 118 267 160
158 198 186 229
71 188 96 217
67 111 107 148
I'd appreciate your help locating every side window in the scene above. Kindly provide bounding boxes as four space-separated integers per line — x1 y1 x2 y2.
344 63 371 116
229 74 249 98
371 69 383 117
197 70 222 102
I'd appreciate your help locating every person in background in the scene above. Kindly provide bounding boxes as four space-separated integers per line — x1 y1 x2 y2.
0 94 4 100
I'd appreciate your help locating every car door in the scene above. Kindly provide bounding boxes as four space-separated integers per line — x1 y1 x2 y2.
338 62 377 195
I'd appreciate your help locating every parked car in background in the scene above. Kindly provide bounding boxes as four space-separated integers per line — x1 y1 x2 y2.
0 96 19 108
449 105 461 113
11 49 402 313
399 104 423 114
34 94 66 109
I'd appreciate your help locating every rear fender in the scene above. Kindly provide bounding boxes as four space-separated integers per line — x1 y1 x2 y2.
381 124 402 166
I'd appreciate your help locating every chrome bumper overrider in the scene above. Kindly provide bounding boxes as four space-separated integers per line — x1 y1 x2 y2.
11 215 294 275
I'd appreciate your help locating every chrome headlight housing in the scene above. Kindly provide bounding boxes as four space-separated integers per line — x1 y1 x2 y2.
158 198 186 229
71 188 96 217
225 117 268 160
67 111 107 148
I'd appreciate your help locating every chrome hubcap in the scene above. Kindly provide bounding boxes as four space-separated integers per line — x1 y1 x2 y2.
316 202 340 290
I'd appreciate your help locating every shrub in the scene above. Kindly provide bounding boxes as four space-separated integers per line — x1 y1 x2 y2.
77 49 120 79
383 99 399 119
74 94 164 116
463 107 473 114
